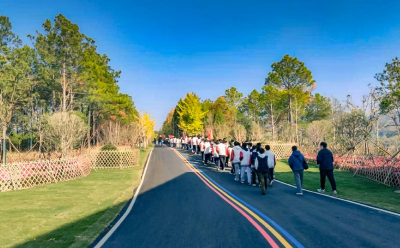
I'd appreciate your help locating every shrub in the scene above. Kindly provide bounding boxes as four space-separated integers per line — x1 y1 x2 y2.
43 112 89 154
101 144 117 151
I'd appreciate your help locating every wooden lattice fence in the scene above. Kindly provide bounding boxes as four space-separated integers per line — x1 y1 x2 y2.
300 145 400 189
4 149 88 164
0 155 91 192
266 143 296 160
90 149 140 169
1 149 140 192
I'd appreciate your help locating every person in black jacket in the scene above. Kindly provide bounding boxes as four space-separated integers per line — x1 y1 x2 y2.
317 142 337 195
254 148 269 195
251 146 259 187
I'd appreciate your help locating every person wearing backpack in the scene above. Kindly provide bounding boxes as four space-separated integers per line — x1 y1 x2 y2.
265 145 276 186
227 142 234 174
288 146 307 195
251 145 259 187
317 142 337 195
254 148 269 195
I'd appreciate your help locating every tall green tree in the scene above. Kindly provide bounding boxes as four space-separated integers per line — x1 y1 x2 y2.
31 14 94 112
261 84 284 140
0 14 143 155
265 54 315 124
213 96 231 124
375 57 400 132
304 93 331 122
242 89 263 122
225 87 243 123
1 17 37 137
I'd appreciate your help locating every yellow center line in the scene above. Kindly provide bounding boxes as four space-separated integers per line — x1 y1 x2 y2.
174 150 292 248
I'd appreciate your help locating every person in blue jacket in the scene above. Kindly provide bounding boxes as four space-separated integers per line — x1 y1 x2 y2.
288 146 306 195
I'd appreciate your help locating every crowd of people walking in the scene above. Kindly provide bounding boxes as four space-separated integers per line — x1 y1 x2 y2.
158 136 337 196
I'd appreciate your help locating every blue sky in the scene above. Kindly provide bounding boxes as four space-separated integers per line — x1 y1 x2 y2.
2 0 400 128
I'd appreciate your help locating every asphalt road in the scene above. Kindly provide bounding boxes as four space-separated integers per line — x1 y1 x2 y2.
95 146 400 248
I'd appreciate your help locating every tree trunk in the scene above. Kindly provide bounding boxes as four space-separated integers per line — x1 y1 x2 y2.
376 118 379 155
87 109 91 149
39 124 42 159
289 94 292 124
52 90 56 113
331 97 336 142
69 84 73 111
271 103 275 141
295 99 299 144
2 125 6 165
92 112 96 146
30 98 34 150
62 62 67 112
107 120 110 144
115 121 118 145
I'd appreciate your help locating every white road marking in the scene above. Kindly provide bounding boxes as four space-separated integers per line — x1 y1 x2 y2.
94 148 154 248
276 180 400 217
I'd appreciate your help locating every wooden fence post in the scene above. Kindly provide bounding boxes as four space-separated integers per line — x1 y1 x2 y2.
7 164 16 190
2 126 6 165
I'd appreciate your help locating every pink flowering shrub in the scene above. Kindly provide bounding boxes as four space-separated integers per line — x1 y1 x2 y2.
1 158 89 192
300 151 400 188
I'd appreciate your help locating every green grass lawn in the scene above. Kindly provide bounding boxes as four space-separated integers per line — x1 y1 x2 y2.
275 160 400 213
0 147 152 248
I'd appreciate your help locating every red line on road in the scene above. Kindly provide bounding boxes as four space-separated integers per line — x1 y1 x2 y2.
179 155 279 248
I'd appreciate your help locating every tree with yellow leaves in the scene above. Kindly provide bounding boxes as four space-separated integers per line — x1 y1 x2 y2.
177 93 207 136
138 112 155 148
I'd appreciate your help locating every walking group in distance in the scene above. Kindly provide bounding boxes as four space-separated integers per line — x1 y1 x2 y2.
159 136 337 196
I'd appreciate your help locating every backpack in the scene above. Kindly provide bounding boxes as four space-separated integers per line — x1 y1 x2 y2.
295 156 309 170
257 155 269 173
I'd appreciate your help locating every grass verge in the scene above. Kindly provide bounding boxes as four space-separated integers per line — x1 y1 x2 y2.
0 147 152 248
275 160 400 213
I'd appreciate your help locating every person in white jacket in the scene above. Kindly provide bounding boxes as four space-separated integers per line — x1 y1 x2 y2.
199 138 205 161
216 139 228 172
265 145 276 186
240 143 252 185
212 141 219 167
203 139 211 164
230 142 242 181
192 136 198 153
